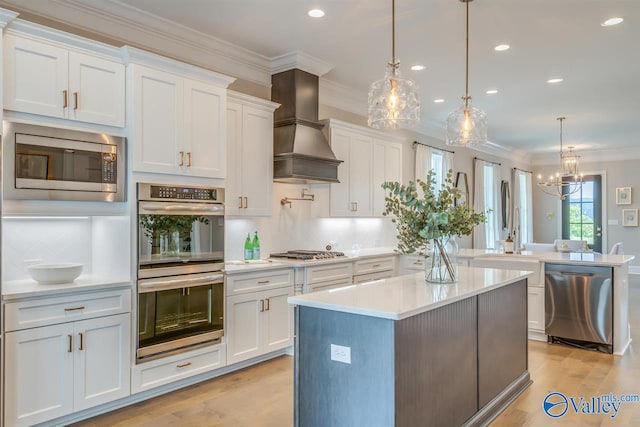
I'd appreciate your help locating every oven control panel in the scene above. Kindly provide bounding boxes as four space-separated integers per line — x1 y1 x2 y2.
149 185 218 201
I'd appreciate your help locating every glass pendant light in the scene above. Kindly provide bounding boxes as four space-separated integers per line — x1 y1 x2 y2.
368 0 420 129
446 0 487 146
536 117 583 200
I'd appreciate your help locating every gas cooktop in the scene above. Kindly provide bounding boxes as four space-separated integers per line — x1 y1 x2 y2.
270 250 346 260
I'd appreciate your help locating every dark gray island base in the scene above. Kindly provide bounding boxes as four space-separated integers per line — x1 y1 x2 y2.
292 275 530 427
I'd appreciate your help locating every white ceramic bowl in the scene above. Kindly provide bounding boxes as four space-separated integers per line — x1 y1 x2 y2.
27 263 84 284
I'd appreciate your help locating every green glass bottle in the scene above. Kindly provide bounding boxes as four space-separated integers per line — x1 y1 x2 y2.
244 233 253 260
252 231 261 260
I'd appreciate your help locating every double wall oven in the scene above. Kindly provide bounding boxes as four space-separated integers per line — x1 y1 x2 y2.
137 183 225 362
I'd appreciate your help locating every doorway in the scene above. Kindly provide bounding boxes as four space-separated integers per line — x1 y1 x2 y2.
562 174 602 252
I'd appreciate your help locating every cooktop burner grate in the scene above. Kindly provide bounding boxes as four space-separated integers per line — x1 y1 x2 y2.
270 250 346 260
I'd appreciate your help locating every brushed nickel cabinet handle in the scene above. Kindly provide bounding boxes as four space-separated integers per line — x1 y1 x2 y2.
68 335 73 353
239 196 243 208
63 90 68 108
265 298 270 311
187 152 192 167
372 264 381 268
64 306 85 312
73 92 78 110
177 362 192 368
258 280 270 284
179 151 185 166
259 299 264 312
79 332 84 351
244 197 248 209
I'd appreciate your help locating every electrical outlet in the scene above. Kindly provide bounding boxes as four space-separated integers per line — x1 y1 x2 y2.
330 344 351 364
608 219 619 225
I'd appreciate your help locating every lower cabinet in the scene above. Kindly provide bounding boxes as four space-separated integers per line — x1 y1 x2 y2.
5 313 131 426
527 286 545 333
226 271 294 365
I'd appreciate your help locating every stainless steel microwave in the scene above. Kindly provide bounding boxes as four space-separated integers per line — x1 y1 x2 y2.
3 121 125 202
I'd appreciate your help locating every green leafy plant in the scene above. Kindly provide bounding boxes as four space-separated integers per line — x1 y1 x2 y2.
382 169 487 256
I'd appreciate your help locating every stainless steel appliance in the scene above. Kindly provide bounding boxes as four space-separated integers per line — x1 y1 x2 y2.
270 250 346 260
3 121 125 201
545 263 613 353
137 183 225 362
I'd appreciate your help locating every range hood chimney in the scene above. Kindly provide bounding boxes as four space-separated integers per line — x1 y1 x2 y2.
271 69 342 183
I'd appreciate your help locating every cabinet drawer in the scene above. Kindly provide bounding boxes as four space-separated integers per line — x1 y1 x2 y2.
132 344 226 393
306 277 354 293
4 288 131 332
306 262 353 285
354 256 395 275
226 268 294 296
353 270 395 284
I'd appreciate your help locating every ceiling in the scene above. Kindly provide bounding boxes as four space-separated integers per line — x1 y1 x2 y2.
3 0 639 156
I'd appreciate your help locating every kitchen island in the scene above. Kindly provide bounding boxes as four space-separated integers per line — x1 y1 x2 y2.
288 266 533 427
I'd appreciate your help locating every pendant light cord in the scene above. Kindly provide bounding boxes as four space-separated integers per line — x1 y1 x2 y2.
391 0 398 75
558 117 565 157
465 0 470 107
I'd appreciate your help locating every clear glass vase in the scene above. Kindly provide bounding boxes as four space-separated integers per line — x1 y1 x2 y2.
425 236 458 283
159 231 181 257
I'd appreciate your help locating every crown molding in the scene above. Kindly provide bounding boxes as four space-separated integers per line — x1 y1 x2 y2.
228 90 280 111
269 51 333 76
318 78 367 117
0 8 18 28
321 118 406 143
1 0 273 86
531 146 640 166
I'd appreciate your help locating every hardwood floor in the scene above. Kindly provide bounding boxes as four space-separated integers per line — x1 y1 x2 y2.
75 281 640 427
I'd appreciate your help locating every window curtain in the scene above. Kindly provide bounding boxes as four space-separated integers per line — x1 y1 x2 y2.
442 150 454 182
414 144 433 182
512 169 533 249
473 159 500 249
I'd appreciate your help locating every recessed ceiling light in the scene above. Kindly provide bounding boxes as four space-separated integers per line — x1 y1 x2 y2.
601 17 623 27
434 99 445 103
494 44 510 51
308 9 325 18
486 89 498 95
547 78 564 84
410 65 426 71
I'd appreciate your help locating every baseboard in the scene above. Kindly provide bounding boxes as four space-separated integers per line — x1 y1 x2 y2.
528 330 547 342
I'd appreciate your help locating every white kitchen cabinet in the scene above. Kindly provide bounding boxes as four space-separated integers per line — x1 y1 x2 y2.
4 33 125 127
5 313 130 426
226 269 294 365
304 261 354 293
527 286 545 333
353 255 396 283
226 92 279 216
4 288 131 427
326 119 404 217
125 47 234 178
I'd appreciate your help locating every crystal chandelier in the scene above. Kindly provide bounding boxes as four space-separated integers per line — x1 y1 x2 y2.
368 0 420 129
446 0 487 146
537 117 583 200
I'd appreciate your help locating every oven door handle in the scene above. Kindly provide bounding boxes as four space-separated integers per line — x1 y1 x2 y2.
139 274 224 292
139 202 224 216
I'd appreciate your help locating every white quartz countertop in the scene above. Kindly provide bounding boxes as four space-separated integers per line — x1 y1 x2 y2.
288 266 532 320
224 260 291 274
459 248 634 266
2 275 132 300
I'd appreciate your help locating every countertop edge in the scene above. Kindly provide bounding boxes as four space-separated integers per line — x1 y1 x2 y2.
3 277 133 300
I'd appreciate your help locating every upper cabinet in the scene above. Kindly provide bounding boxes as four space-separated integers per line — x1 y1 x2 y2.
125 47 235 179
4 33 125 127
325 119 404 217
226 92 279 216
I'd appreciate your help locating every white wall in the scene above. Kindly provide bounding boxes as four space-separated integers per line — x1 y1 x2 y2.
2 215 131 281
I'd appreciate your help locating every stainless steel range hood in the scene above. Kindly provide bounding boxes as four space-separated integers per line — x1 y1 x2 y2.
271 69 342 183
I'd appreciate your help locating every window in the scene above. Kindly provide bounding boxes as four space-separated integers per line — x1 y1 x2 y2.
562 175 602 252
473 159 500 249
513 170 533 247
431 151 443 194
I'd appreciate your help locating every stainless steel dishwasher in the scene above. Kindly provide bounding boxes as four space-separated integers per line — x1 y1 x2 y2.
545 263 613 353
